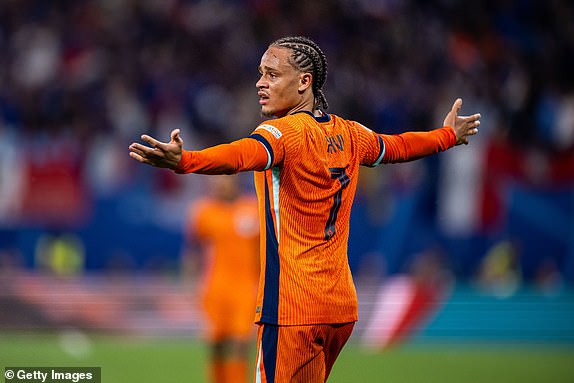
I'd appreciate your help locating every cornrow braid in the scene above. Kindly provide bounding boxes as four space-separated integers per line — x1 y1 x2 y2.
271 36 329 110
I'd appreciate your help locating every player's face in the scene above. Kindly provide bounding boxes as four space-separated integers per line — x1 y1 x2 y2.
256 46 310 118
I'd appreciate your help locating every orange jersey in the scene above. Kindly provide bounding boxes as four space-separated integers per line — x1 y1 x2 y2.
176 112 456 326
249 112 387 325
187 195 260 336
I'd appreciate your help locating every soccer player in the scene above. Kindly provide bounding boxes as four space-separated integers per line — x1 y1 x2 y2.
183 175 259 383
129 36 481 382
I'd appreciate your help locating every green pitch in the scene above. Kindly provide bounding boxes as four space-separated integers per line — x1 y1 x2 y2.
1 332 573 382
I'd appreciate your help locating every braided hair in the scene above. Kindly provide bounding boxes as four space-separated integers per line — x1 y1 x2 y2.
271 36 329 110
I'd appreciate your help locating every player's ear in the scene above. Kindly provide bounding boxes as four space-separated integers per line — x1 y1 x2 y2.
298 72 313 92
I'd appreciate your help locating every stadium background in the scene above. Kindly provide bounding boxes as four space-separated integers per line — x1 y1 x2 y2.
0 0 573 382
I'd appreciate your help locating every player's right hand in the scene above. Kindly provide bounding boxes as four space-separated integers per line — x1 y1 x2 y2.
129 129 184 169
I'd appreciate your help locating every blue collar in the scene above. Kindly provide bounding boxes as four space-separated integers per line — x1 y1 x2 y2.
292 110 331 123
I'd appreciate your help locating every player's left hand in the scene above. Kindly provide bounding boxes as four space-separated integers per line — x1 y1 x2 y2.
443 98 481 145
129 129 184 169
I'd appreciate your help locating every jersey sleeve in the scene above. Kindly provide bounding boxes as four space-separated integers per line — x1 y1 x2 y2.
174 137 269 175
353 122 386 167
379 126 456 163
248 122 293 170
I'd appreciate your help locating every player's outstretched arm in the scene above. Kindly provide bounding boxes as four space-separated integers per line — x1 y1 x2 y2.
378 98 482 163
129 129 183 169
444 98 481 145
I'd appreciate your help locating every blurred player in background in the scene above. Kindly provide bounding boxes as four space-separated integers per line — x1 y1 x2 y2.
183 175 259 383
130 36 481 382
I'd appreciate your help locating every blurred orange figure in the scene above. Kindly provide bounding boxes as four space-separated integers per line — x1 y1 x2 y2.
183 175 260 383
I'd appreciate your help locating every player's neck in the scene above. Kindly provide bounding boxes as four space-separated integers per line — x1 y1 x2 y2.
289 105 325 117
286 105 312 116
284 95 316 117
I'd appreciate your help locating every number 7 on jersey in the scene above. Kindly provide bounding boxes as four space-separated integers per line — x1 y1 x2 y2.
324 167 350 240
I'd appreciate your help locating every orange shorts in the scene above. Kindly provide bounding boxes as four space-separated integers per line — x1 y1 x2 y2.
203 291 256 342
253 322 355 383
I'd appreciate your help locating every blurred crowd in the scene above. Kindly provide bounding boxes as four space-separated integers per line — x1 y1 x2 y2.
0 0 573 287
